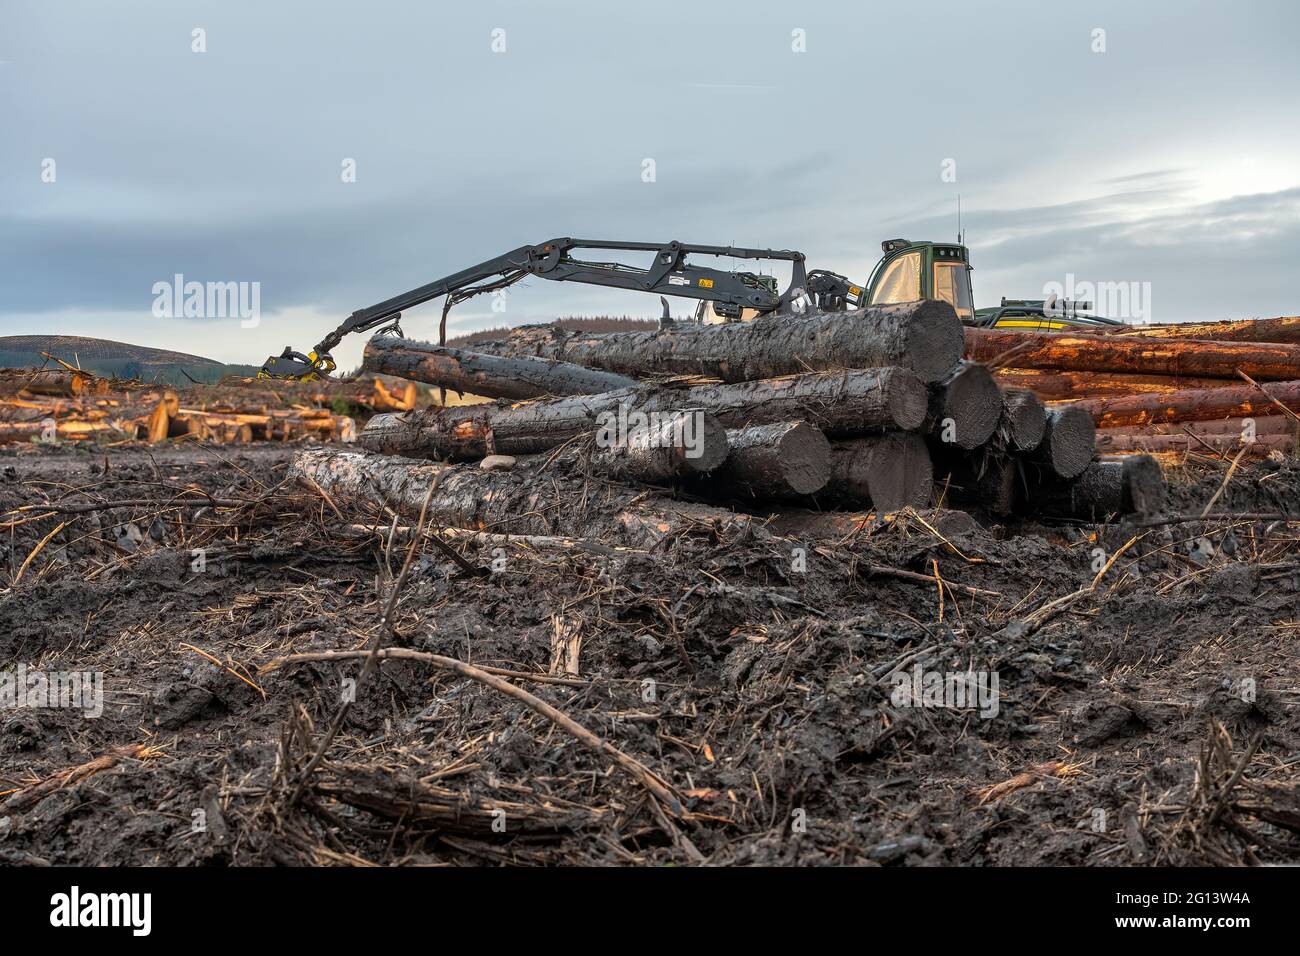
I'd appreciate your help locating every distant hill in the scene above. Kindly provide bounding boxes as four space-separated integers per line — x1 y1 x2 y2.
0 335 262 384
448 315 659 346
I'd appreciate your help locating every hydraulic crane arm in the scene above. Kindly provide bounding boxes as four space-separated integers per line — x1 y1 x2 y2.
261 238 809 379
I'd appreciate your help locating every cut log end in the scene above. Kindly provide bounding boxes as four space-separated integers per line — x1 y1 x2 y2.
829 433 933 512
884 370 931 432
1035 405 1097 479
1029 454 1167 519
927 361 1002 450
718 421 831 498
1000 388 1047 452
905 299 968 383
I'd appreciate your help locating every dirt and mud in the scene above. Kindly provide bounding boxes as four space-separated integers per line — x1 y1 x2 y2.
1 439 1297 866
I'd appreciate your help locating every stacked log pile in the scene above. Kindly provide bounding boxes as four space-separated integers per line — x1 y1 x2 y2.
969 317 1300 461
308 301 1172 526
0 367 358 446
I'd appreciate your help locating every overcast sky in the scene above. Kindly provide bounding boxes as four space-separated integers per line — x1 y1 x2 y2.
3 0 1298 369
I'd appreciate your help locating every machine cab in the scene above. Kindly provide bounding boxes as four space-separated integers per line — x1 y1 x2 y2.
864 239 974 322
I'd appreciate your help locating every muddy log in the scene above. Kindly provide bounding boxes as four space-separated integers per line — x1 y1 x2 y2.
468 301 964 384
965 327 1300 380
710 421 831 499
289 449 754 547
1070 378 1300 429
1027 455 1166 520
1028 406 1097 479
992 367 1227 400
591 410 729 483
364 335 638 401
998 389 1047 453
827 433 933 512
925 361 1003 449
1107 315 1300 345
933 451 1022 517
360 367 928 461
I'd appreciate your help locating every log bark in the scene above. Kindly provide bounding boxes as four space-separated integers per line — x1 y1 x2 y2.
1106 315 1300 345
828 433 933 512
468 301 964 383
359 367 928 461
992 367 1227 400
591 410 729 482
1070 378 1300 429
1027 455 1166 519
711 421 831 499
998 389 1047 453
1029 406 1097 479
364 335 638 400
289 449 754 547
965 327 1300 380
925 361 1003 449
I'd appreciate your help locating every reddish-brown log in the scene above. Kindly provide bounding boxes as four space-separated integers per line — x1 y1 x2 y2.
965 327 1300 380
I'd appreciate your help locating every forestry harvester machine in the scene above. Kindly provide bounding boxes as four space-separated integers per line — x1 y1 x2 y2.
262 237 1119 381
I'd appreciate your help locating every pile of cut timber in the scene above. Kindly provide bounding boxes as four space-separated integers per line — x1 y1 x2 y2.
0 368 358 446
302 301 1169 525
970 316 1300 461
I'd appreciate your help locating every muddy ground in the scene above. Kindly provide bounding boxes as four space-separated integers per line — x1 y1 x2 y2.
0 439 1297 866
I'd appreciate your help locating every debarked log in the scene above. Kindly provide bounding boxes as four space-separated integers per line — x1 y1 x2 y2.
1106 315 1300 345
1094 432 1295 457
1069 378 1300 429
466 300 964 384
965 327 1300 381
363 335 638 400
359 367 929 461
992 367 1228 400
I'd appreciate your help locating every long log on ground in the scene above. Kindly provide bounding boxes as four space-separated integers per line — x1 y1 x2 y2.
360 367 928 461
1070 378 1300 429
998 389 1047 453
591 410 728 482
0 369 103 398
1028 406 1097 479
1106 315 1300 345
467 301 964 384
965 327 1300 380
289 449 754 547
1095 432 1295 457
993 367 1227 400
364 335 638 400
827 433 933 512
925 361 1002 449
710 421 830 499
1026 455 1166 520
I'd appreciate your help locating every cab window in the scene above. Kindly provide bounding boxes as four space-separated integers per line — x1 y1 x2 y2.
870 251 921 304
934 261 973 320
